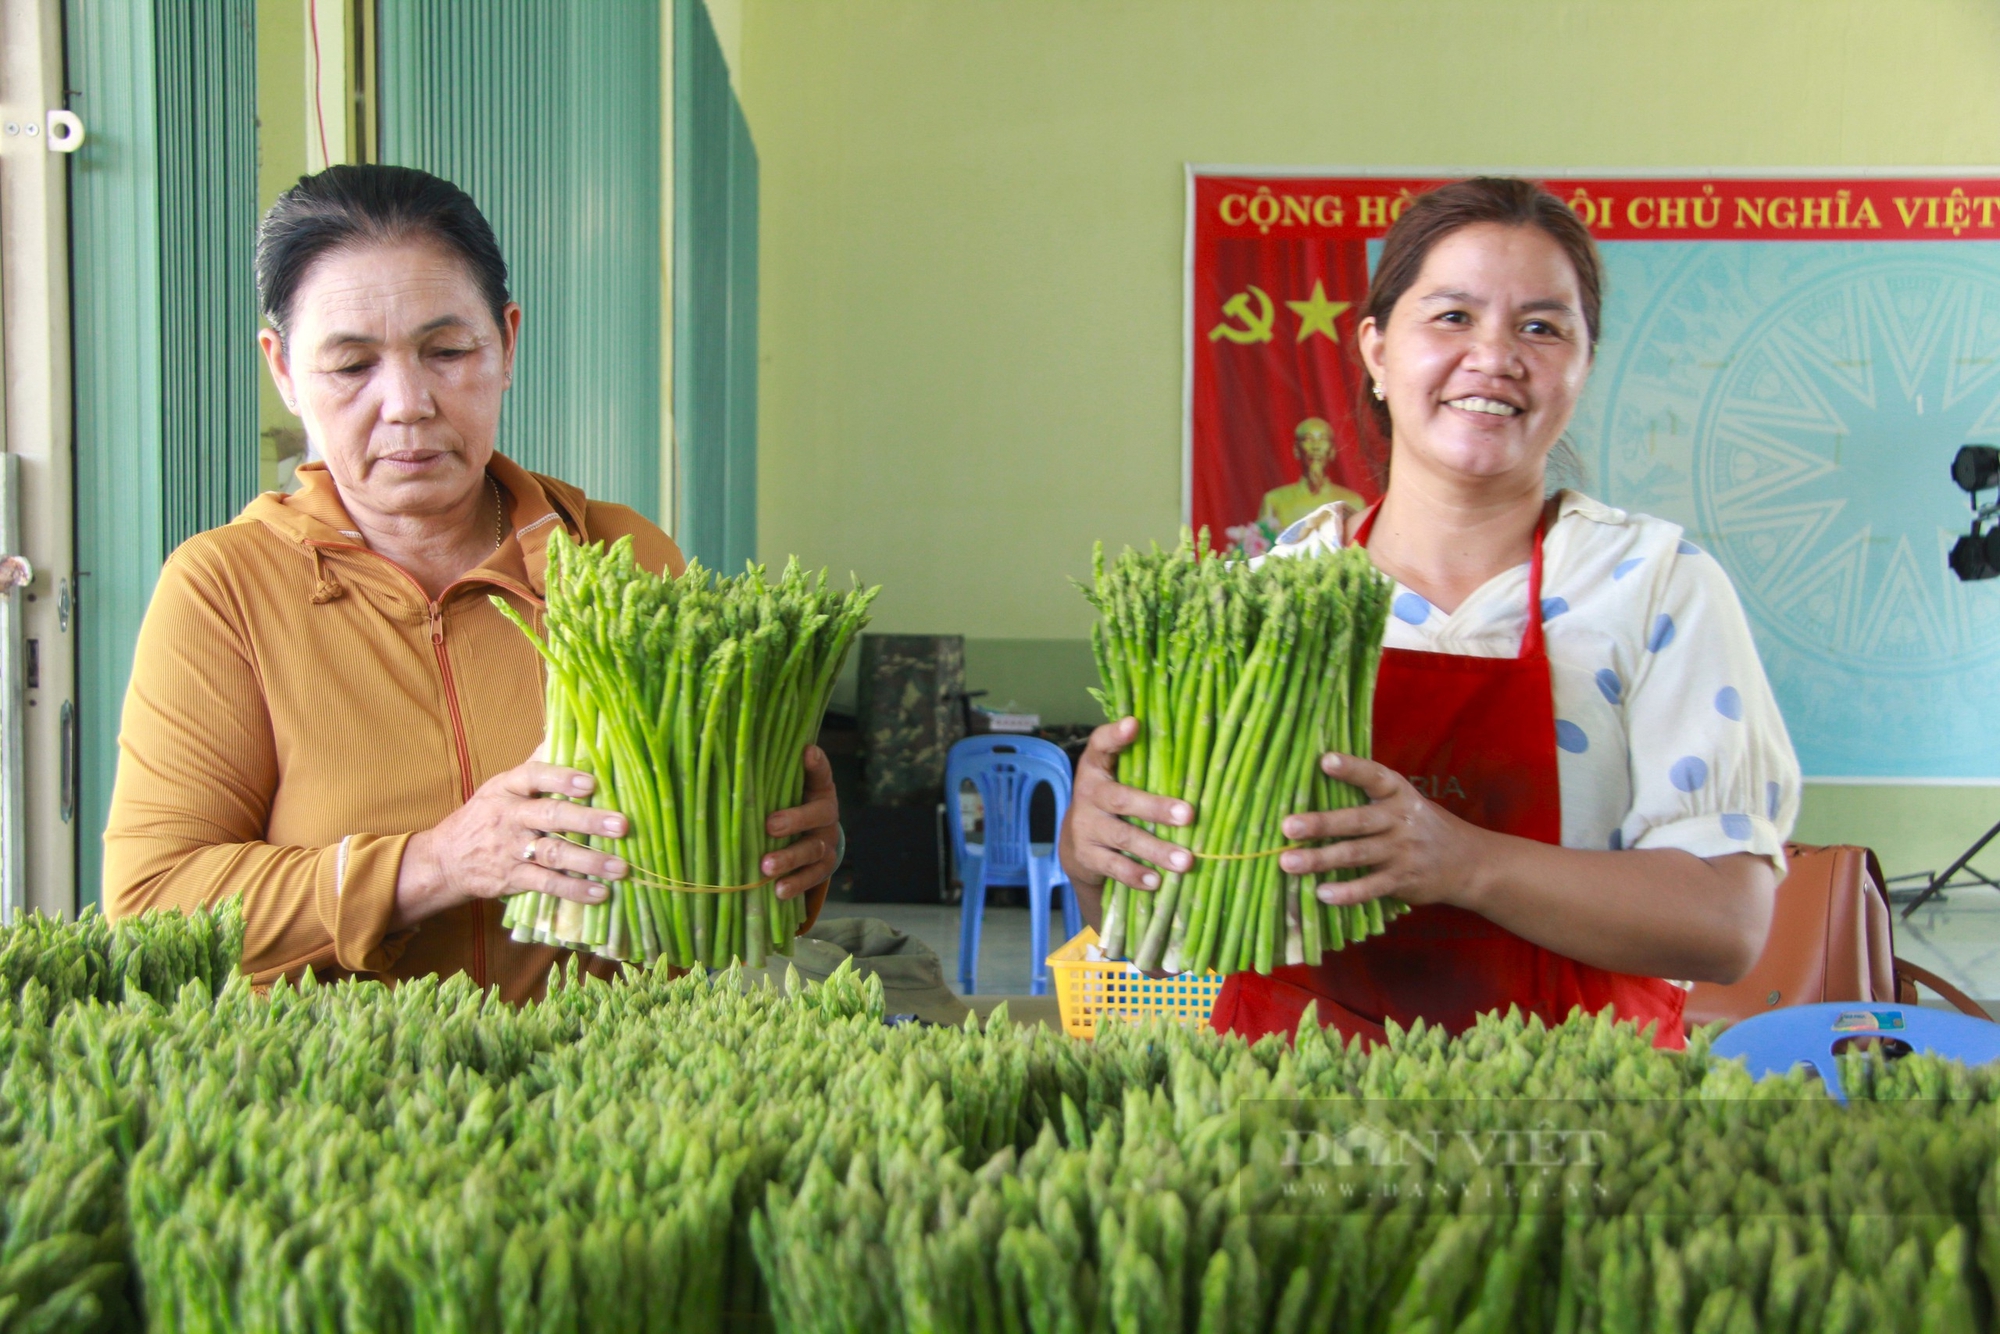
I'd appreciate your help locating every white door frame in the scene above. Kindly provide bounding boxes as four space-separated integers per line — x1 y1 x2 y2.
1 0 78 919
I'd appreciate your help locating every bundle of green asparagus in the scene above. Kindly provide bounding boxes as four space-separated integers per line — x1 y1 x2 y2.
1084 532 1402 975
497 534 876 969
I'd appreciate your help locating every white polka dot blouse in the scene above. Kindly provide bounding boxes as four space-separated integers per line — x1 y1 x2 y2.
1268 491 1803 874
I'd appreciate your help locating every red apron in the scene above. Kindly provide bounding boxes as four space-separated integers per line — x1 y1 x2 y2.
1207 507 1687 1049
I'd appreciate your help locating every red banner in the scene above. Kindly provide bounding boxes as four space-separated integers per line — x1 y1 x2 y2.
1201 176 2000 242
1187 174 2000 548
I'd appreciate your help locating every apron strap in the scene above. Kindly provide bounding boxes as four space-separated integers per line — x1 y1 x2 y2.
1351 502 1548 662
1520 520 1548 661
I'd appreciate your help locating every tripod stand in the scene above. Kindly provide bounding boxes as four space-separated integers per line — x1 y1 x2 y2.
1897 815 2000 919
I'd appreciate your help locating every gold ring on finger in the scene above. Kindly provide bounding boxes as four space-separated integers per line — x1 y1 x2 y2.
521 839 540 863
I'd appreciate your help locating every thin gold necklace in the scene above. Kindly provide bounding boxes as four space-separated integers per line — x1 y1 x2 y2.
490 474 505 549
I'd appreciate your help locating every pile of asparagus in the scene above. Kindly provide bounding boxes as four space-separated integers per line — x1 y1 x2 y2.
0 902 247 1334
497 534 876 969
1085 533 1400 975
7 903 2000 1332
0 899 242 1011
756 1008 1998 1334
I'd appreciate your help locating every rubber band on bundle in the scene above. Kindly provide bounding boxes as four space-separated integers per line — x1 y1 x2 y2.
547 831 771 894
1185 843 1308 863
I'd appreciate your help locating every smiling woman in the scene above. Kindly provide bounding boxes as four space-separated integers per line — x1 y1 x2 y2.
1061 178 1803 1049
100 166 842 996
1353 185 1600 508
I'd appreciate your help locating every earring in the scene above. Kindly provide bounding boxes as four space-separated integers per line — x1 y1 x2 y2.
1372 382 1386 401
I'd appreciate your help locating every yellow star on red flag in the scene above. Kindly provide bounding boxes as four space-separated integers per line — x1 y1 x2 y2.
1287 281 1352 343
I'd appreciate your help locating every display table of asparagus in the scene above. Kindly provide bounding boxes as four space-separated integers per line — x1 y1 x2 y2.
5 903 2000 1333
1085 534 1403 976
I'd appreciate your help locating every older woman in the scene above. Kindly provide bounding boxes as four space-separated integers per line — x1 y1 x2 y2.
105 165 841 998
1060 177 1798 1047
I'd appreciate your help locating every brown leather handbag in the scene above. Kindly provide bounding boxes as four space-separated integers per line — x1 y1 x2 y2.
1682 842 1986 1030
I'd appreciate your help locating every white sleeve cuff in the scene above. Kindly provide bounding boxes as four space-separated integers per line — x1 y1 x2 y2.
1629 812 1788 875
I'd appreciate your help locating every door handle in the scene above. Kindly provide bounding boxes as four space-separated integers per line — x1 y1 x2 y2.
58 699 74 824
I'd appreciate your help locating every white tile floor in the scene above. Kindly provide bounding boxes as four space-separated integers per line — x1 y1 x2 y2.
854 902 1076 998
1892 887 2000 1008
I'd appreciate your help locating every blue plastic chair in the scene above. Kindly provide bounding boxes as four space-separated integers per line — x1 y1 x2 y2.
1710 1002 2000 1103
946 735 1082 995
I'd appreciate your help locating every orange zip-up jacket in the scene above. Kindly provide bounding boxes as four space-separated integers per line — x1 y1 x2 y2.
104 452 825 1000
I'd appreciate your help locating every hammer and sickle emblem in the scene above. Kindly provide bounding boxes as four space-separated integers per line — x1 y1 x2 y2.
1208 286 1275 344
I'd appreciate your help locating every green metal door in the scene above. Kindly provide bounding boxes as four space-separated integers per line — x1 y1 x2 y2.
66 0 261 906
378 0 664 521
674 0 758 573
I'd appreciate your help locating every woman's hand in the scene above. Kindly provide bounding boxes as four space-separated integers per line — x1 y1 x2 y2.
395 760 631 928
1276 752 1491 910
1280 752 1775 981
759 745 842 902
1058 718 1195 921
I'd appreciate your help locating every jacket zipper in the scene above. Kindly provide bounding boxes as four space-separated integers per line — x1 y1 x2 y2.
429 606 487 988
311 540 543 990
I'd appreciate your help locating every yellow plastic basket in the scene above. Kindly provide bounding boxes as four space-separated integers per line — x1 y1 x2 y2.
1046 927 1227 1039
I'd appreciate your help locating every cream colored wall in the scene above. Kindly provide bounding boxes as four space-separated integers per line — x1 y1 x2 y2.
254 0 310 491
702 0 744 89
253 2 307 232
763 1 2000 877
304 0 360 172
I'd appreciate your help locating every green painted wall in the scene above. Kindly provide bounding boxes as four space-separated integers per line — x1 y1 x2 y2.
743 0 2000 879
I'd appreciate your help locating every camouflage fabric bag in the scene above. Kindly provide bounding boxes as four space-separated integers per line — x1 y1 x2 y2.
858 634 966 807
